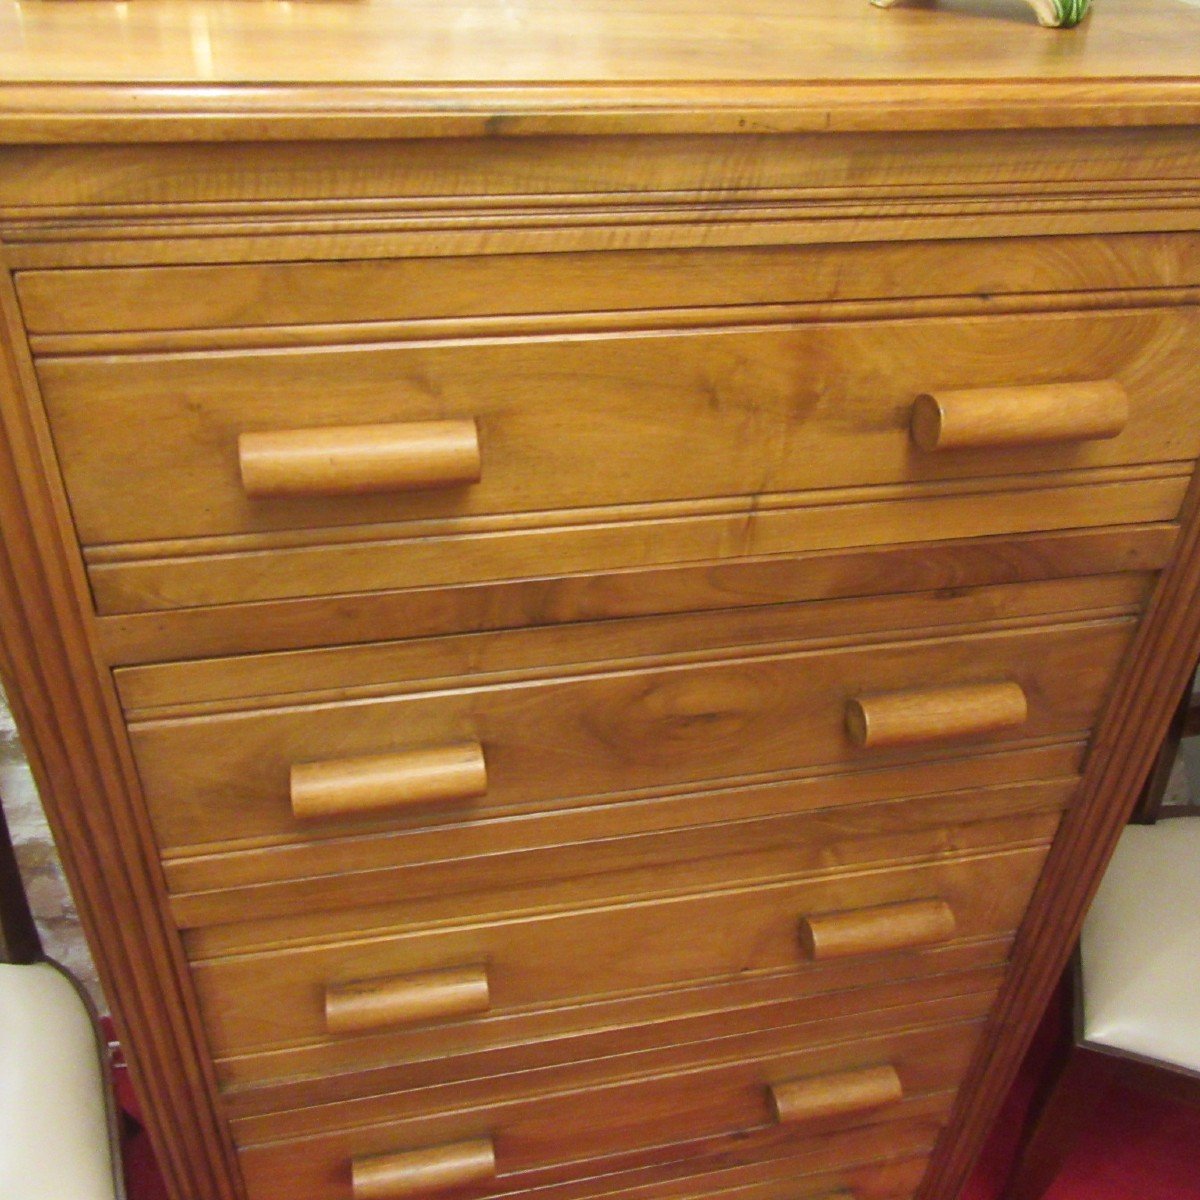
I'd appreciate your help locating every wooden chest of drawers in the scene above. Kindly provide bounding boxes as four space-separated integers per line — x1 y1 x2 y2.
1 3 1200 1200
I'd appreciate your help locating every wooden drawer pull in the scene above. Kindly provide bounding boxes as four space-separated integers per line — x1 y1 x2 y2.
326 964 490 1035
770 1064 904 1125
910 380 1128 452
238 418 481 497
800 898 957 960
291 742 487 821
845 680 1027 749
352 1138 496 1200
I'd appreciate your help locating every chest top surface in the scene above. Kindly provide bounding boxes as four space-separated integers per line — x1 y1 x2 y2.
0 0 1198 139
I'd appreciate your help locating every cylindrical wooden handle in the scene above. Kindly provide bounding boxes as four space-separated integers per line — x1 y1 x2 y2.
770 1064 904 1126
352 1138 496 1200
910 380 1128 452
326 964 491 1036
291 742 487 821
799 898 957 960
845 680 1027 749
239 418 481 497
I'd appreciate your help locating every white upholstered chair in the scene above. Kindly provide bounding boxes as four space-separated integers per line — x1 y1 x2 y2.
0 797 123 1200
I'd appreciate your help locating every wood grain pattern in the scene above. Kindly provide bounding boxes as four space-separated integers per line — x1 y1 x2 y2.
0 262 242 1196
799 900 958 961
910 381 1129 453
84 469 1192 614
218 950 1011 1114
190 844 1046 1062
232 990 994 1144
916 448 1200 1200
325 965 491 1037
0 0 1198 144
239 420 482 499
234 1016 985 1200
17 234 1200 337
129 617 1132 853
770 1066 904 1126
119 573 1150 718
36 308 1200 548
0 16 1195 1200
0 0 1196 91
96 525 1177 667
291 743 488 822
351 1138 495 1200
845 682 1029 749
168 767 1075 935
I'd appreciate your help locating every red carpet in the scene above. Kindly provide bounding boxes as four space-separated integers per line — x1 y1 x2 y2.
111 1001 1200 1200
962 988 1200 1200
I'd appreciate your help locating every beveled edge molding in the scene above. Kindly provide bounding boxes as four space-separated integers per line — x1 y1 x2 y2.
0 79 1198 142
917 459 1200 1199
0 257 245 1200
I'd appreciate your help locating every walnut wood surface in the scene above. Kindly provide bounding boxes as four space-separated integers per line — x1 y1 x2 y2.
169 774 1071 936
351 1138 495 1200
910 381 1130 453
239 420 482 499
235 1011 987 1200
117 572 1150 718
0 260 242 1197
98 526 1175 667
190 844 1046 1064
325 965 491 1037
16 235 1200 338
0 0 1198 141
37 308 1200 548
0 18 1196 1200
129 617 1132 853
800 900 958 961
85 468 1190 615
221 954 1010 1116
771 1065 905 1126
291 743 488 822
845 681 1029 749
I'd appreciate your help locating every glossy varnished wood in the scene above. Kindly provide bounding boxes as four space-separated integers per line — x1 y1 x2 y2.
0 0 1199 141
36 308 1200 549
233 1015 985 1200
0 9 1196 1200
96 525 1177 666
129 615 1133 853
190 843 1047 1064
218 951 1012 1114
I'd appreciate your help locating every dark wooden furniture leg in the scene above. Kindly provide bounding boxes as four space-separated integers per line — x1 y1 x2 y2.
1002 1045 1118 1200
0 790 41 964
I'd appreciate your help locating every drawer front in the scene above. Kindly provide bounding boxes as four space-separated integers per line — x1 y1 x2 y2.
218 947 1011 1111
234 1013 983 1200
85 469 1188 615
229 970 998 1129
40 307 1200 548
168 773 1070 938
191 844 1046 1063
19 233 1200 336
130 617 1133 853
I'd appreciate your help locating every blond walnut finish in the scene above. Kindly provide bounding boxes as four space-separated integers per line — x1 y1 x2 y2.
291 743 488 822
845 682 1029 750
910 381 1130 453
325 965 490 1036
0 9 1198 1200
239 420 482 499
800 900 958 961
770 1065 905 1126
351 1138 496 1200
